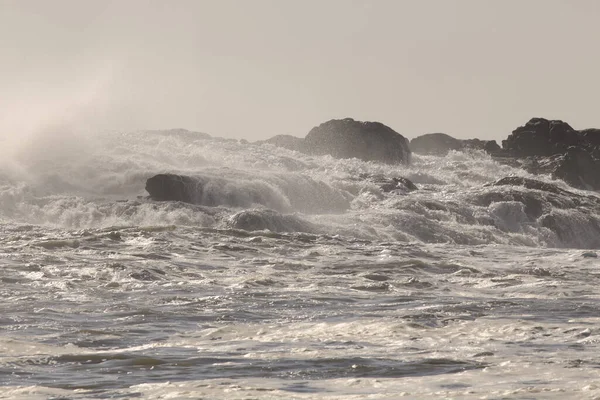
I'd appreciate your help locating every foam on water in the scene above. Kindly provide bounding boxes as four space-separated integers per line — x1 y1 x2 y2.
2 129 598 249
2 128 600 398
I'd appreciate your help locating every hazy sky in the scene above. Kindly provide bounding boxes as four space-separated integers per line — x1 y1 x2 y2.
2 0 600 141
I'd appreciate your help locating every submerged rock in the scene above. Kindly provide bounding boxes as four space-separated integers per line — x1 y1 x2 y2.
489 176 566 195
304 118 411 164
145 173 350 213
366 174 418 192
228 209 316 233
477 176 600 247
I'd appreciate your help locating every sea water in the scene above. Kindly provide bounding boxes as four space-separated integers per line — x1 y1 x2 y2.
1 129 600 399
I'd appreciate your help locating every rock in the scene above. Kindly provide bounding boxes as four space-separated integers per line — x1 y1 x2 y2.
256 135 305 152
371 175 417 192
502 118 582 157
553 146 600 190
410 133 462 155
145 173 351 213
304 118 411 164
228 209 316 233
355 174 418 193
145 174 201 203
475 176 600 247
499 118 600 191
479 176 600 221
464 139 502 154
475 190 548 220
410 133 500 156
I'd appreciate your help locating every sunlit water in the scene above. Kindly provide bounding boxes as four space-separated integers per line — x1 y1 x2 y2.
1 130 600 399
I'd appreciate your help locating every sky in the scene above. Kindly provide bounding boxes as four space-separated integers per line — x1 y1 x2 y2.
2 0 600 142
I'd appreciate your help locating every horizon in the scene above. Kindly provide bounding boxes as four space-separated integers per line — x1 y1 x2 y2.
3 0 600 142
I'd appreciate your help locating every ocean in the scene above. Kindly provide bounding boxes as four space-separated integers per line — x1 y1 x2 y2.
1 129 600 399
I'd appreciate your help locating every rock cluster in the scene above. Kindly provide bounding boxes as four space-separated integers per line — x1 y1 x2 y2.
501 118 600 191
408 117 600 192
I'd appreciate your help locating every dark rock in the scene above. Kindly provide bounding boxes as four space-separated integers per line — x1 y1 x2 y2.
256 135 305 152
410 133 500 156
580 129 600 150
463 139 502 154
410 133 462 155
304 118 411 164
499 118 600 191
553 146 600 190
539 213 600 249
483 140 502 154
146 174 201 203
145 173 350 213
502 118 582 157
376 177 418 192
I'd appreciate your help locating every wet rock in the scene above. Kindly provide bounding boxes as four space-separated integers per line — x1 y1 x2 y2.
553 146 600 190
475 190 547 220
410 133 463 155
499 118 600 191
478 176 600 248
228 209 316 233
373 176 417 192
304 118 411 164
358 174 418 193
146 174 201 203
463 138 502 154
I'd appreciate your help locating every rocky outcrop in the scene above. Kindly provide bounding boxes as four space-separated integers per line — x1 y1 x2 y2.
304 118 411 164
410 133 500 156
498 118 600 191
502 118 583 157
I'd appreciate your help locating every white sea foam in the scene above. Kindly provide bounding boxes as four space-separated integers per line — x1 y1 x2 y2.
2 129 600 398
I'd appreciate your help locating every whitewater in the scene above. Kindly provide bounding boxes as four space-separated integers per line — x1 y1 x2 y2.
2 128 600 399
